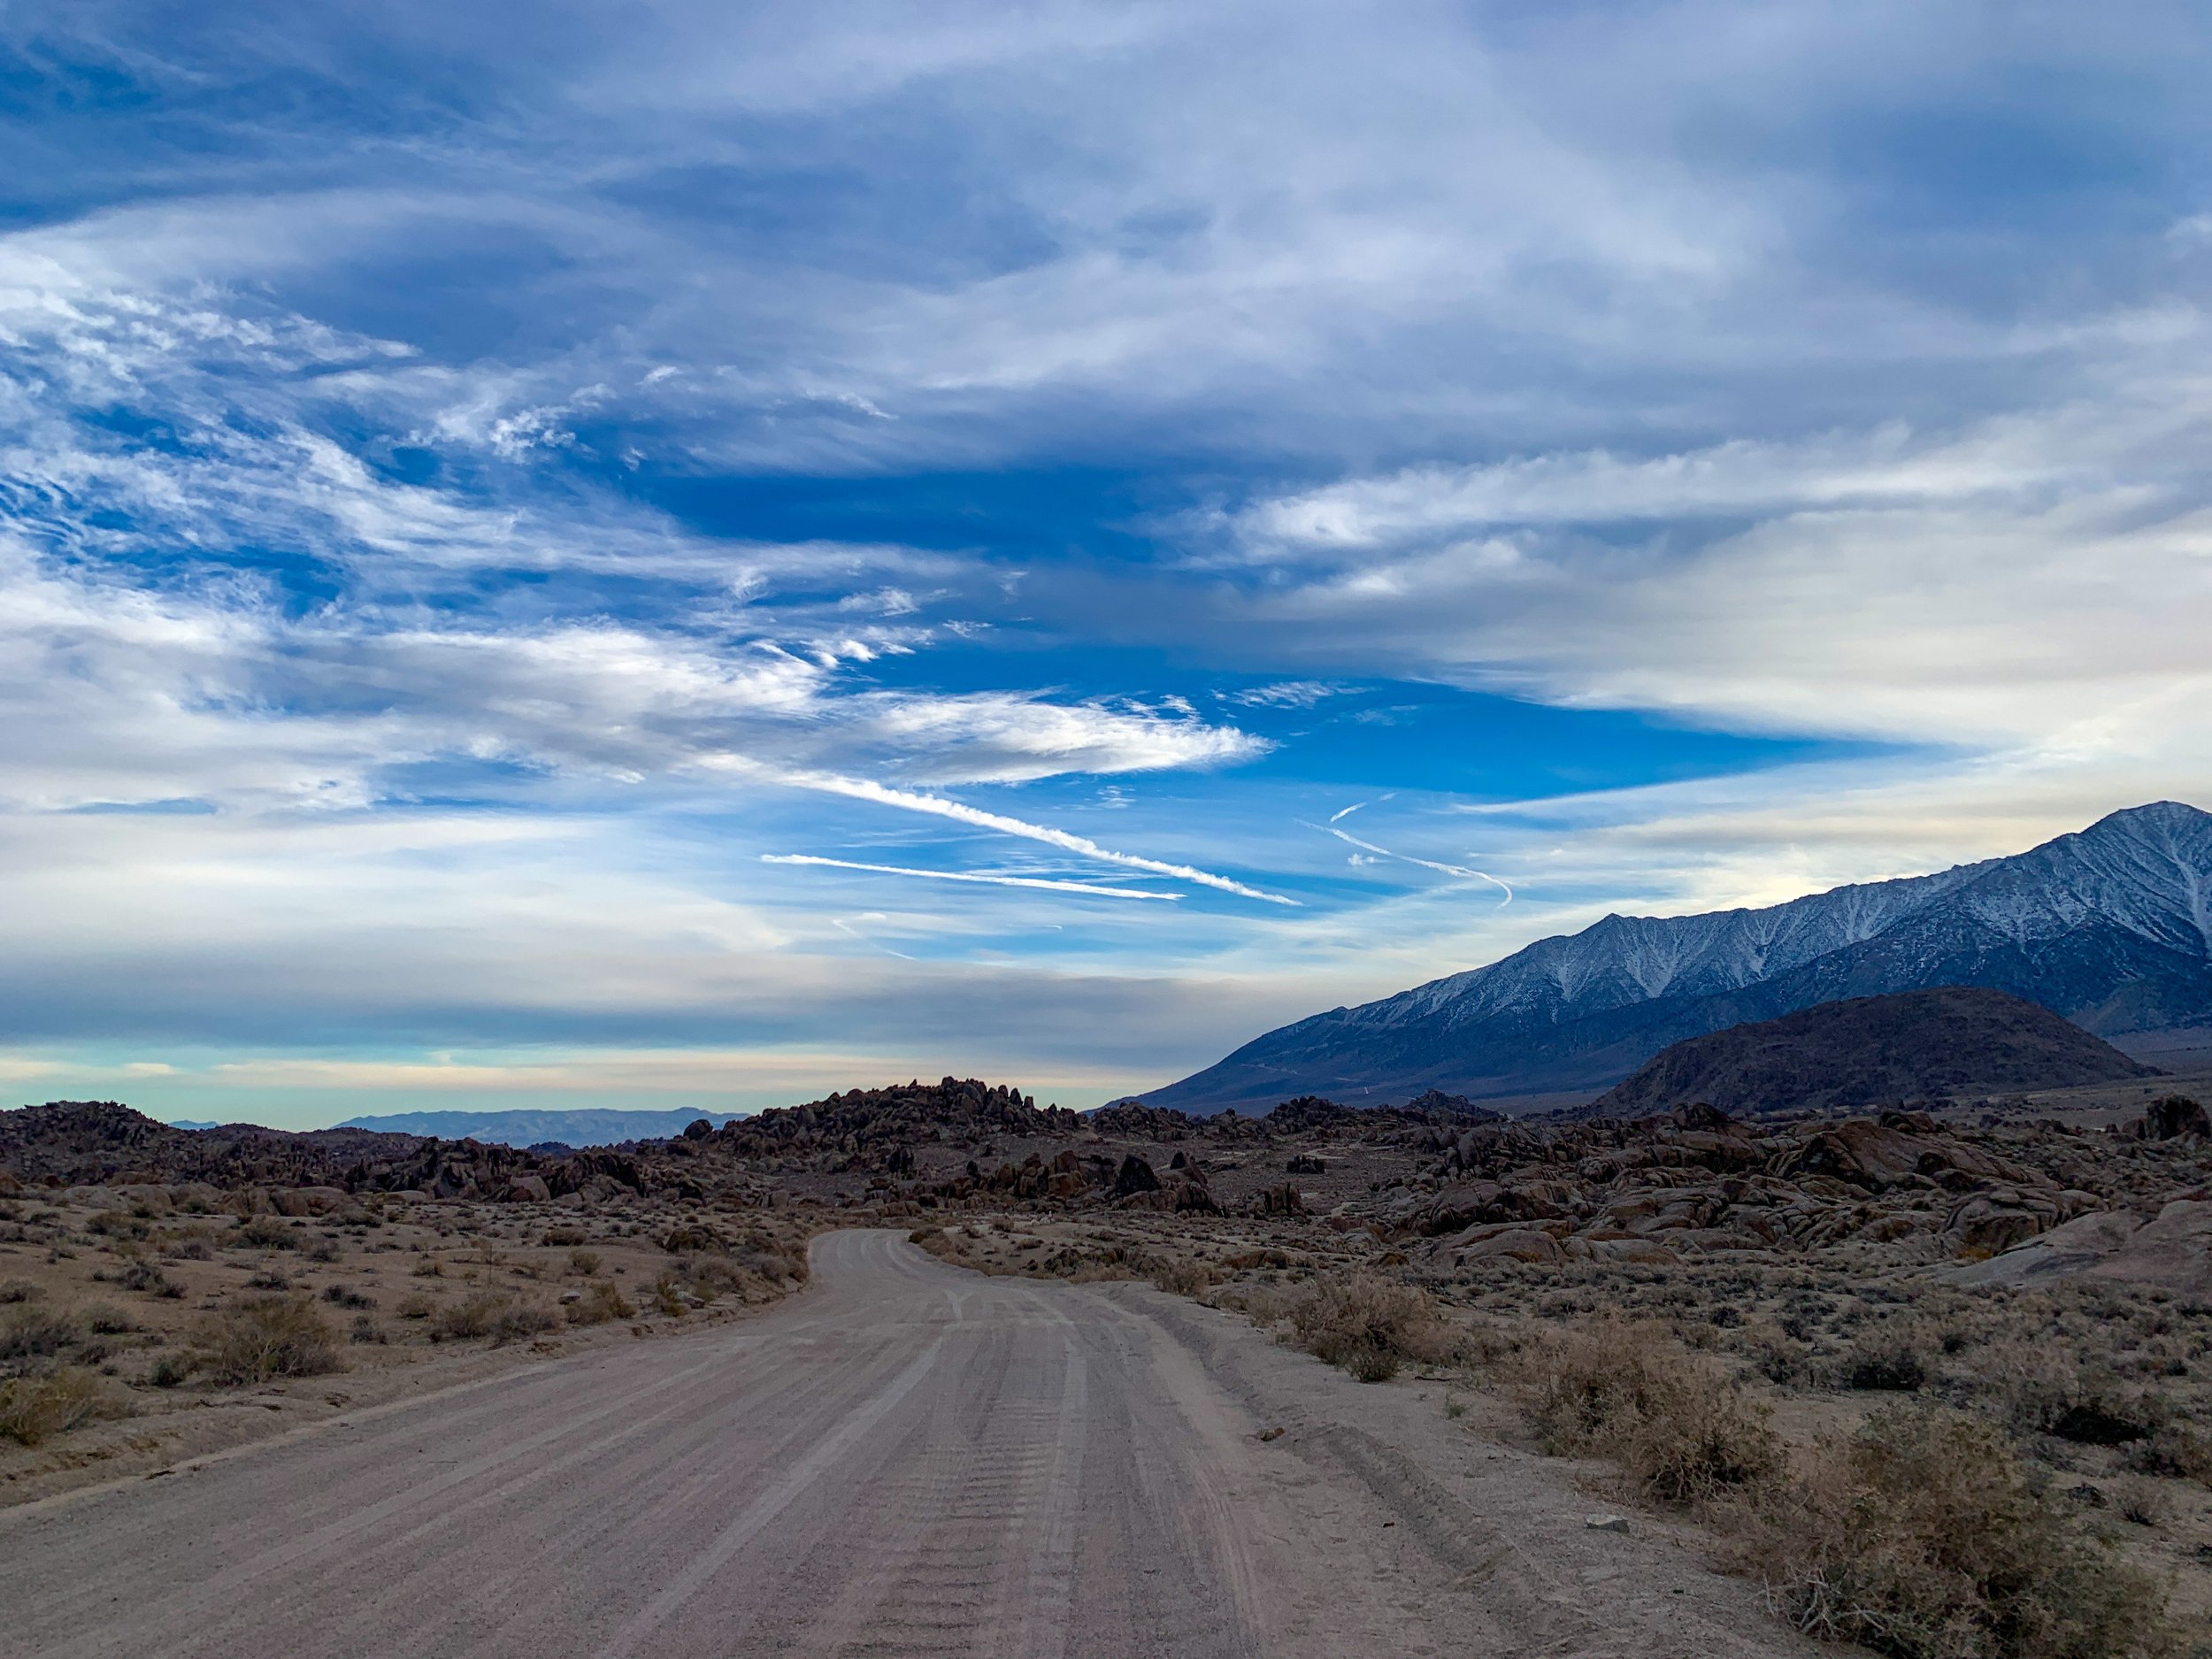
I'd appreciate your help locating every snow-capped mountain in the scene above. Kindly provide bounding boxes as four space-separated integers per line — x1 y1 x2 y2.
1145 801 2212 1115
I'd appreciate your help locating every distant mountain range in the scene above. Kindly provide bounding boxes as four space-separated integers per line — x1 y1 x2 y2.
1146 801 2212 1115
1584 986 2159 1119
334 1108 741 1148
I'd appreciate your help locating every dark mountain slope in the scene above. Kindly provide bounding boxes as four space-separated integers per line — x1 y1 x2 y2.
1585 987 2160 1118
1147 801 2212 1115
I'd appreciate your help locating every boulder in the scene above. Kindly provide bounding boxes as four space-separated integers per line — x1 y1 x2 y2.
270 1186 349 1217
1452 1227 1567 1265
2085 1199 2212 1295
1111 1154 1162 1200
1946 1187 2070 1253
1563 1234 1681 1265
1944 1210 2141 1289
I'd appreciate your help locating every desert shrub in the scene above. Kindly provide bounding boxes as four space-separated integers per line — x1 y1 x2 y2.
567 1280 634 1325
84 1303 135 1335
567 1249 602 1277
0 1304 81 1362
2110 1476 2168 1529
1520 1319 1782 1504
245 1270 292 1290
430 1293 500 1339
321 1285 375 1310
432 1292 557 1345
120 1261 180 1297
541 1226 587 1248
1151 1258 1217 1297
1741 1404 2174 1659
1346 1345 1402 1383
1843 1330 1929 1393
653 1272 688 1317
305 1240 341 1264
0 1368 108 1445
396 1292 434 1320
411 1257 444 1277
234 1215 297 1250
1974 1343 2154 1445
148 1353 194 1387
490 1299 559 1344
729 1231 807 1284
0 1279 42 1304
349 1314 387 1346
196 1295 341 1385
673 1256 748 1302
2125 1422 2212 1483
1289 1274 1457 1378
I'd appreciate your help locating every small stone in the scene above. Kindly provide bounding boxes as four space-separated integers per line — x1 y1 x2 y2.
1585 1514 1630 1534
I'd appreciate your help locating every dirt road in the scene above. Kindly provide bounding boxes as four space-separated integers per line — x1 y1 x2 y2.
0 1230 1804 1657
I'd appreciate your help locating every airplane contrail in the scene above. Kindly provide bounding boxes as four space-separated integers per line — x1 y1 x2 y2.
743 765 1298 905
1328 802 1367 822
1304 822 1513 902
764 854 1181 901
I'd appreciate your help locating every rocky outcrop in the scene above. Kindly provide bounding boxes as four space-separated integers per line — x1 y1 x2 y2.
2134 1096 2211 1141
1406 1101 2129 1271
712 1078 1079 1172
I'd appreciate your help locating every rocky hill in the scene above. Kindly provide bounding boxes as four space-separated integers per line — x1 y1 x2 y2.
1583 987 2159 1118
0 1101 659 1204
1146 800 2212 1114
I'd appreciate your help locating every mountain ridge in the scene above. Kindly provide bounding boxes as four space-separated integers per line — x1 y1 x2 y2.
334 1108 743 1148
1145 801 2212 1115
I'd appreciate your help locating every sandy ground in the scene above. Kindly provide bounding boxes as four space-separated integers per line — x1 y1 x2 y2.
0 1228 1809 1659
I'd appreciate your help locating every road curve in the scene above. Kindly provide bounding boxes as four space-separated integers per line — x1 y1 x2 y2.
0 1230 1802 1658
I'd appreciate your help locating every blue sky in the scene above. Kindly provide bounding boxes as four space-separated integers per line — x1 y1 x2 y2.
4 2 2209 1125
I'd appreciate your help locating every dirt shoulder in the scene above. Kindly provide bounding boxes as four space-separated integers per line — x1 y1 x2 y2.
915 1210 2212 1655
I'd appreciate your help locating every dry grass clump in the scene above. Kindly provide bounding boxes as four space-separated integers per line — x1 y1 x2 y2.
0 1368 110 1445
1289 1274 1458 1381
566 1280 634 1326
1739 1404 2175 1659
1519 1318 1782 1503
195 1294 341 1384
